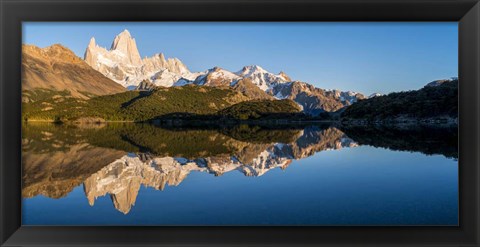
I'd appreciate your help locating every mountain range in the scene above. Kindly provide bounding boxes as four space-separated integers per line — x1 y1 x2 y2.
83 29 366 115
21 29 458 122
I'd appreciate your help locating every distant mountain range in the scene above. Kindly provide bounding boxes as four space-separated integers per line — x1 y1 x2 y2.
83 29 367 115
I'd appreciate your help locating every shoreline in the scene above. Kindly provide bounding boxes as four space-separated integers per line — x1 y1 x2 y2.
24 118 458 129
341 116 458 126
24 119 136 123
23 119 337 125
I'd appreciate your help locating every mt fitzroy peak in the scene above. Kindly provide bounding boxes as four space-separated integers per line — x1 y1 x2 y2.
84 30 194 88
84 30 366 114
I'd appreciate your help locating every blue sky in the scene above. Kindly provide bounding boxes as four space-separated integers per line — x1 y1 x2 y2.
23 22 457 95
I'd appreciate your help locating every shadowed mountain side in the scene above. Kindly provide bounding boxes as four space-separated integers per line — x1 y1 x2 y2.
340 125 458 159
271 81 365 115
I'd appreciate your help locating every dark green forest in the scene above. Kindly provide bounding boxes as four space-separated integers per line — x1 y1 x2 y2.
341 79 458 121
22 85 303 122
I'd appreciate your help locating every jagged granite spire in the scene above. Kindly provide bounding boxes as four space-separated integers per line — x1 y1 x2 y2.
84 29 192 87
110 29 142 66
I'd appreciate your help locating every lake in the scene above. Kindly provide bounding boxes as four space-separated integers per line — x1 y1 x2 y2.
21 122 458 225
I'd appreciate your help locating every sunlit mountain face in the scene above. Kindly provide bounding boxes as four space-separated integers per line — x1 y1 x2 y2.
22 123 457 216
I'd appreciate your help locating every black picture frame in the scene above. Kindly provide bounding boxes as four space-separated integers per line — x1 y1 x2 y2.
1 0 479 246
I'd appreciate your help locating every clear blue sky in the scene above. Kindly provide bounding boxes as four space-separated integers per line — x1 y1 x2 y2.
23 22 457 95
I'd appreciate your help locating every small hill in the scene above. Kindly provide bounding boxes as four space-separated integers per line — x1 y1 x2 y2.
425 77 458 87
23 84 251 122
218 99 302 120
22 44 126 101
341 79 458 121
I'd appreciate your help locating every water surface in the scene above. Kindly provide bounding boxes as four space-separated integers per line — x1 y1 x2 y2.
22 123 458 225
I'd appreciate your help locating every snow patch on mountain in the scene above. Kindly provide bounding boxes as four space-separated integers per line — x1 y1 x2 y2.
325 90 364 104
193 67 240 86
369 93 383 98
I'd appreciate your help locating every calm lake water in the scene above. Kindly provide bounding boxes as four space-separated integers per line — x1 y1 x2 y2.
22 122 458 225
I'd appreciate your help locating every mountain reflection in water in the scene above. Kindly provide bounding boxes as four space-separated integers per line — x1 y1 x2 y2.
22 122 457 215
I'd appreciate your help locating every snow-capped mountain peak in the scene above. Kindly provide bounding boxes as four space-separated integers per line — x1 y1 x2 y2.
235 65 290 91
278 71 291 81
369 93 383 98
238 65 268 75
84 29 192 88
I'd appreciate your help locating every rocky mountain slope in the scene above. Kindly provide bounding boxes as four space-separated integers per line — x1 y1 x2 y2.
271 81 365 115
22 44 126 100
